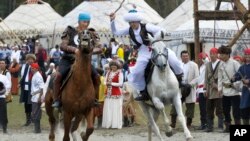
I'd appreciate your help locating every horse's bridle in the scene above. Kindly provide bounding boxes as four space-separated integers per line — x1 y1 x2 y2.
150 40 169 67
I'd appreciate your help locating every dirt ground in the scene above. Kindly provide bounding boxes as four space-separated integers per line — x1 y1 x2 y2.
0 125 230 141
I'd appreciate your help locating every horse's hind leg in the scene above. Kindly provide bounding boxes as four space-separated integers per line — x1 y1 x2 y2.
148 108 164 141
81 108 94 141
71 115 83 141
173 95 193 141
63 111 73 141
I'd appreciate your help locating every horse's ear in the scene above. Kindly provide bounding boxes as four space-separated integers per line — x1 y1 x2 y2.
154 30 166 40
147 33 154 42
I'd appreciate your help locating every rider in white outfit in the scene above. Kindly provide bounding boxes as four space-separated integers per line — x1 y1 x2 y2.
110 10 183 101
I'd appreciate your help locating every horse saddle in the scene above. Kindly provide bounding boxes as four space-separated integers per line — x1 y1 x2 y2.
48 69 73 91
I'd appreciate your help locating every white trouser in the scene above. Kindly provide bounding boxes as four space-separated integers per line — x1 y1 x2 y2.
127 59 149 91
127 46 183 91
127 46 151 91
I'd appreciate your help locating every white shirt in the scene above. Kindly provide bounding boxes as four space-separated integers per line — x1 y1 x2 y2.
11 50 21 63
49 48 56 58
183 62 189 83
0 74 11 98
111 43 119 56
31 71 44 103
0 70 11 82
212 59 220 70
218 58 241 96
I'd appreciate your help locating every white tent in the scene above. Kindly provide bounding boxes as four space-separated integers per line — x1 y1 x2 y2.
159 0 215 32
56 0 163 33
161 0 250 58
0 1 62 40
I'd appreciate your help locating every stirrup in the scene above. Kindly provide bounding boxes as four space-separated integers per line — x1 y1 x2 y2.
52 100 61 108
135 91 150 101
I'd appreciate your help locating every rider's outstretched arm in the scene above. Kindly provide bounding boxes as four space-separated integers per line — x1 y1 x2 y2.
110 20 129 36
168 48 183 75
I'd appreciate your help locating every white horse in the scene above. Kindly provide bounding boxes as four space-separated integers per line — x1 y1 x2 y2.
130 34 193 141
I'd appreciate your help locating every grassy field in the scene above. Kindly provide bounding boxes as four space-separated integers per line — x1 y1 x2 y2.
6 95 207 131
7 95 50 129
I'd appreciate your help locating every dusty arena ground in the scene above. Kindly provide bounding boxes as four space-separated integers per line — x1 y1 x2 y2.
1 96 230 141
0 125 229 141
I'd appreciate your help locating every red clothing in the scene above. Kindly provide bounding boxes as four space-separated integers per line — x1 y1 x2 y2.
36 48 47 62
9 63 20 95
105 71 121 96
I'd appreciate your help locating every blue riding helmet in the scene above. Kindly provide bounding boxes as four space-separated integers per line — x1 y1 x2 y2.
78 12 91 21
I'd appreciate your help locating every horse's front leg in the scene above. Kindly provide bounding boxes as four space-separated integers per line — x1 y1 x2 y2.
81 108 94 141
45 92 56 141
63 111 73 141
173 95 193 141
71 115 83 141
161 109 173 137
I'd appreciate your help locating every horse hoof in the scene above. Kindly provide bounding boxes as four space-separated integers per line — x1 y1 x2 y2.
165 131 173 137
81 131 87 141
49 134 55 141
186 137 193 141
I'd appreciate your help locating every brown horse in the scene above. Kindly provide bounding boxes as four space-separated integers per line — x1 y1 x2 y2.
45 30 95 141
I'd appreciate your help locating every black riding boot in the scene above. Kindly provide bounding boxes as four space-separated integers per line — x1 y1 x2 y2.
205 118 213 132
243 119 249 125
52 73 62 108
34 120 41 133
93 74 101 106
91 66 101 106
134 89 150 101
218 116 224 130
186 118 192 129
23 113 32 126
223 122 230 133
3 124 7 133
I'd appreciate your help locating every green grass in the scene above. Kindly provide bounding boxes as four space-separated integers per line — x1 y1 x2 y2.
7 95 214 130
7 95 49 129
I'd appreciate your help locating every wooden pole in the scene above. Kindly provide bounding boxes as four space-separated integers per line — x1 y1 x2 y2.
194 0 200 62
215 0 222 10
228 22 249 48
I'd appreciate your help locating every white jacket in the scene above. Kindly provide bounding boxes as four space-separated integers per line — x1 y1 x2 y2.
0 74 11 98
31 71 44 103
183 61 199 103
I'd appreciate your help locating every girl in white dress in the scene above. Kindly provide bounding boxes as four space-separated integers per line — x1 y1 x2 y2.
102 60 124 129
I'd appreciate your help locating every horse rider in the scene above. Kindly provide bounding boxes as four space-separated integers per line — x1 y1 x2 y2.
110 10 183 101
52 12 101 108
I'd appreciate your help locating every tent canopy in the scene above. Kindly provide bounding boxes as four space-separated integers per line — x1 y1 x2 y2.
0 1 62 38
160 0 250 46
56 0 163 32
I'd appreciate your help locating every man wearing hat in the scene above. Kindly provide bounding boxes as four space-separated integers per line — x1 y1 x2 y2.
30 63 44 133
232 48 250 125
19 54 36 127
196 52 209 130
52 12 101 108
218 45 241 132
110 10 183 101
204 47 223 132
